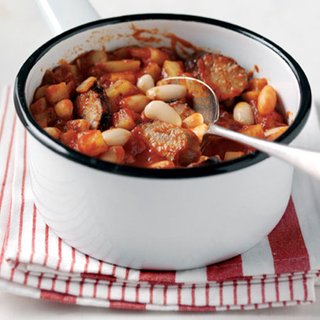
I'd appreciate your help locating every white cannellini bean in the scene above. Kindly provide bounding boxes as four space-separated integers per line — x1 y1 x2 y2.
137 74 155 93
146 84 187 101
233 102 255 125
102 128 131 146
144 100 182 126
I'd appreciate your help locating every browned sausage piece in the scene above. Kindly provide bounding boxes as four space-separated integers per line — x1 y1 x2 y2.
194 53 248 101
139 120 201 166
75 89 108 129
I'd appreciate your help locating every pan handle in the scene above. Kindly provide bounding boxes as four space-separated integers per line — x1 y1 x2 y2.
36 0 99 35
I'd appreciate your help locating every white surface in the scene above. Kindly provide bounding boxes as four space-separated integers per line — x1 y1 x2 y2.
37 0 98 35
1 0 320 318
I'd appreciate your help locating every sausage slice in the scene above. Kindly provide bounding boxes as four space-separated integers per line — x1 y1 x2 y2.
75 89 109 129
139 120 201 166
193 53 248 101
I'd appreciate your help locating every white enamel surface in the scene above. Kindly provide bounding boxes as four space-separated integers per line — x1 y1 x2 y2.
25 19 300 269
29 134 293 269
36 0 99 35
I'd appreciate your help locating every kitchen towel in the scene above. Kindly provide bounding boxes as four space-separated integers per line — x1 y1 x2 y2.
0 85 319 312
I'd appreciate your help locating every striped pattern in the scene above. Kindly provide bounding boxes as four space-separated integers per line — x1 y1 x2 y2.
0 87 319 312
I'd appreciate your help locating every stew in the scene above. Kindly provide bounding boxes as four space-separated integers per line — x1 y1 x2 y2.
30 45 288 168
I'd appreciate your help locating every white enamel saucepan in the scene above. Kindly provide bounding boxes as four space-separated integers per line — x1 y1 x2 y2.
14 0 311 270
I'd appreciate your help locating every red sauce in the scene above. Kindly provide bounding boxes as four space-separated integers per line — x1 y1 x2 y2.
131 25 162 43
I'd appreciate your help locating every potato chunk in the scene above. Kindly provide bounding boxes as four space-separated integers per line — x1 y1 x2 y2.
45 82 70 105
77 130 109 156
66 119 91 132
112 108 141 130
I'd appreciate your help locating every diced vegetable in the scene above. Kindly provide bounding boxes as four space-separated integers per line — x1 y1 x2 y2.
66 119 91 132
224 151 245 161
240 124 265 138
77 130 109 156
191 123 209 143
44 127 62 139
119 94 150 113
105 79 138 99
30 97 47 115
100 146 125 164
34 85 49 100
112 108 141 130
45 82 69 105
54 99 73 120
182 113 204 128
142 62 161 82
99 60 141 73
162 60 184 77
76 76 97 93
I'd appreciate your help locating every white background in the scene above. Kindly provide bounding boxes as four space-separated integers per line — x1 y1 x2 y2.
0 0 320 318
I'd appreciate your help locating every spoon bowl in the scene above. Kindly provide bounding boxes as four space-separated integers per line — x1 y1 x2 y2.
160 76 219 124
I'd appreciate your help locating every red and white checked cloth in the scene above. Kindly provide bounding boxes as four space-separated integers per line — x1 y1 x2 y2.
0 85 320 312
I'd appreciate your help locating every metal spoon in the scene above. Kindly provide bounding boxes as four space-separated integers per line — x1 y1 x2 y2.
162 76 320 179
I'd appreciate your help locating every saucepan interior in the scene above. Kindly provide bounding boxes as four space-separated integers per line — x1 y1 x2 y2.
15 14 311 178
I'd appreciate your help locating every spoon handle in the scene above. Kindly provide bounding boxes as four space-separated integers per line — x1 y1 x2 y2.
209 124 320 180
